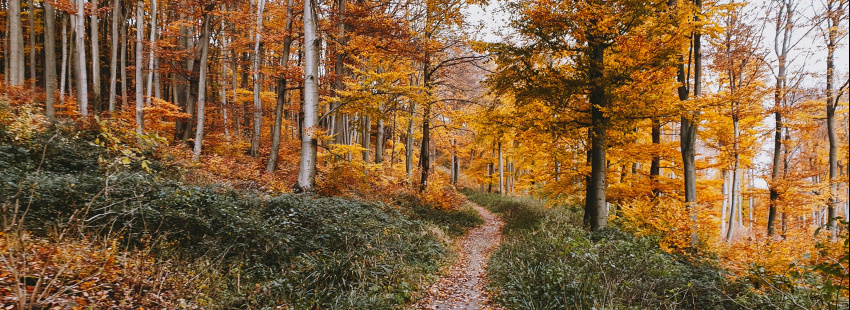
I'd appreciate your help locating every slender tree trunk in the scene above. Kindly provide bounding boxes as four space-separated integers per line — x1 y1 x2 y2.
135 0 144 133
109 0 121 112
677 0 702 245
721 169 728 235
145 0 156 105
250 0 267 157
60 15 68 104
90 0 101 108
362 115 371 163
120 7 128 108
193 14 211 160
75 0 89 115
8 0 24 86
266 0 294 172
825 2 839 239
584 41 608 231
727 115 740 242
295 0 320 192
376 117 385 163
650 117 661 196
332 0 348 145
498 141 504 194
27 0 36 85
406 102 415 176
44 2 58 118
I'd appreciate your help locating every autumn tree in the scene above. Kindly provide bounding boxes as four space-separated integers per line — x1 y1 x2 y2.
488 0 684 230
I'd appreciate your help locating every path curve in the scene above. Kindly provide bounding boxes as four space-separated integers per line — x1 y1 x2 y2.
416 202 505 310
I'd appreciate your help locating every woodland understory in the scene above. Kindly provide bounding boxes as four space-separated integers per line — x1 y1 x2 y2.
1 0 849 309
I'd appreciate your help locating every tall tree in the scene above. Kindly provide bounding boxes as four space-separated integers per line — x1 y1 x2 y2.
44 1 58 118
267 0 295 172
295 0 320 192
8 0 25 86
91 0 102 107
135 0 144 133
145 0 157 105
27 0 36 85
109 0 122 112
193 13 212 160
250 0 267 157
822 0 849 237
75 0 89 115
677 0 701 246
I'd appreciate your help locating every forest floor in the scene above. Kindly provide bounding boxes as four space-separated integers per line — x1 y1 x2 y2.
416 202 506 310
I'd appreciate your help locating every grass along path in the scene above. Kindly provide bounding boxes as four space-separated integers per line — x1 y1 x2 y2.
416 202 505 310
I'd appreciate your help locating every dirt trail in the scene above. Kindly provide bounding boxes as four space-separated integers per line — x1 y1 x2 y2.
416 202 505 310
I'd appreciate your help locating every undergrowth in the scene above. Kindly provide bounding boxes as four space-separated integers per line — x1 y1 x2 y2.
0 102 481 309
465 191 849 310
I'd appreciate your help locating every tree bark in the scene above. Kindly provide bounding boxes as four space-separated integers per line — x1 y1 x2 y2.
193 14 212 160
91 0 101 108
135 0 144 133
295 0 320 192
8 0 26 86
75 0 89 115
362 115 371 163
44 2 58 118
375 117 385 163
406 102 415 176
145 0 156 105
60 15 68 105
266 0 294 172
332 0 348 145
120 6 128 108
498 141 504 194
250 0 267 157
584 41 608 231
650 117 661 196
27 0 36 85
825 3 839 238
109 0 121 112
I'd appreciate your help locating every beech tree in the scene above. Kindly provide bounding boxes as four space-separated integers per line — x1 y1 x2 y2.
295 0 320 192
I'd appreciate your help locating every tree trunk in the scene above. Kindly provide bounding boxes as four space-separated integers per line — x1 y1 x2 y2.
91 0 101 108
584 41 608 231
498 141 504 194
825 1 839 239
27 0 36 85
250 0 267 157
60 15 68 104
721 169 728 235
109 0 121 112
135 0 144 133
332 0 348 145
120 7 128 108
295 0 320 192
44 2 58 118
375 117 385 163
8 0 25 86
406 102 415 177
678 0 702 246
145 0 156 105
75 0 89 115
362 115 371 163
192 14 211 160
650 117 661 196
266 0 294 172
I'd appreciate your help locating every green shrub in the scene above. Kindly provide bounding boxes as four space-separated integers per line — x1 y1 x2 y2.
469 192 846 310
1 121 475 309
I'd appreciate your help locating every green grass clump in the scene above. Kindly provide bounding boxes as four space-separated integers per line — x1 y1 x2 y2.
0 119 477 309
467 191 846 310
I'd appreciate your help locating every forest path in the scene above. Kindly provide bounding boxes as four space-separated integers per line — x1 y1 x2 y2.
416 202 505 310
